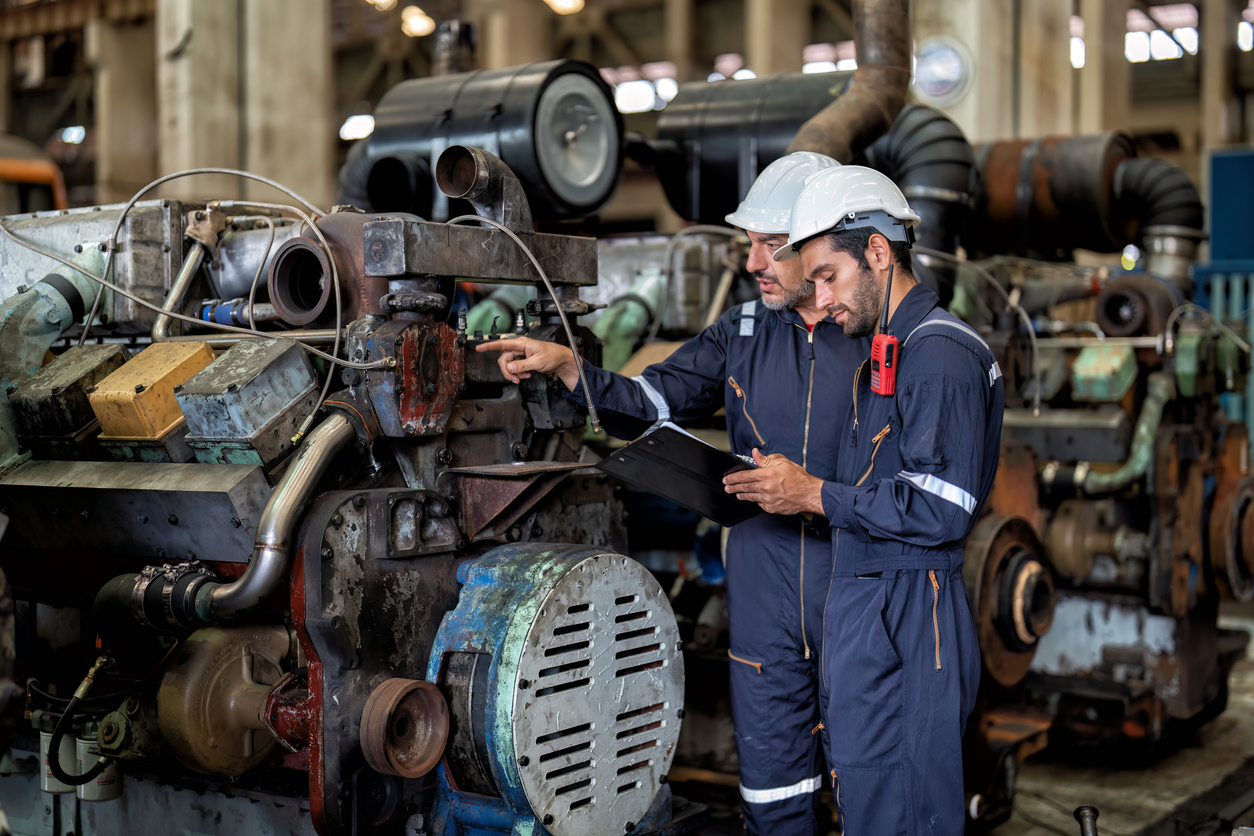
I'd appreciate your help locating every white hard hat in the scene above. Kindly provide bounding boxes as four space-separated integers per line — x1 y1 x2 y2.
724 151 840 233
773 165 921 262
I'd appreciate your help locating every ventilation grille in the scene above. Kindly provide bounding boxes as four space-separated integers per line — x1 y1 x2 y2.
511 555 683 836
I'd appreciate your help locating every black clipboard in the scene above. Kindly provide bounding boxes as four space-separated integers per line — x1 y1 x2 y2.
595 425 763 527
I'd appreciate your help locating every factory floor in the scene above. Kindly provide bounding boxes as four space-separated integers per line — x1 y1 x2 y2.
676 603 1254 836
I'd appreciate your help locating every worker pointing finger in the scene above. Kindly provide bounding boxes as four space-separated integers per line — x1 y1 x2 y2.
476 336 580 386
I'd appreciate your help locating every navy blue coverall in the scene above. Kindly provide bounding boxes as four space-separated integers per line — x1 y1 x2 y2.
817 284 1002 836
565 299 868 834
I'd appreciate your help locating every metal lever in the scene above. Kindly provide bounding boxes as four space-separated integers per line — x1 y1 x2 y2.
1074 805 1099 836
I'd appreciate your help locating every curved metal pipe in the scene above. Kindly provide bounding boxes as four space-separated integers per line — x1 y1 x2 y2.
786 0 912 160
196 413 357 622
1083 372 1175 494
435 145 533 233
151 243 206 342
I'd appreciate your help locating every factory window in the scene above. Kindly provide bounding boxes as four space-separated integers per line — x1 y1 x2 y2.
1071 15 1085 68
1125 4 1197 62
802 41 856 74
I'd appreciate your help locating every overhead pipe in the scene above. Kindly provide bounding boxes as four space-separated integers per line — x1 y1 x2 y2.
861 104 975 305
1113 157 1205 287
786 0 913 161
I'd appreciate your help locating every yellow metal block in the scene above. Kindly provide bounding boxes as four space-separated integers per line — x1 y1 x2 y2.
89 342 216 440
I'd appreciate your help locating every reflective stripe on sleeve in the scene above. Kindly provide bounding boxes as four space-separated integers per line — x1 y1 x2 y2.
632 375 672 430
739 774 824 804
739 300 756 336
989 361 1002 386
899 471 977 514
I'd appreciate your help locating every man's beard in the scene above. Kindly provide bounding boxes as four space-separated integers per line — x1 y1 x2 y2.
757 272 815 311
827 266 883 338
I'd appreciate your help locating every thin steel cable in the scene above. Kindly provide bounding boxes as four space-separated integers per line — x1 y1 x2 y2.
448 214 604 433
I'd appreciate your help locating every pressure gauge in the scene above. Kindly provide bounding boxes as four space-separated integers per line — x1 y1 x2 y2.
534 72 620 210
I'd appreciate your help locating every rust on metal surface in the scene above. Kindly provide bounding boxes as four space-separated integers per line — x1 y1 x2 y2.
360 678 449 779
398 322 464 435
787 0 911 161
963 514 1053 687
987 443 1044 536
442 462 586 542
263 673 312 753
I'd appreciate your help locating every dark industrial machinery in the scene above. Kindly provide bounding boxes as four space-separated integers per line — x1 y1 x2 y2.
339 60 623 222
0 146 703 836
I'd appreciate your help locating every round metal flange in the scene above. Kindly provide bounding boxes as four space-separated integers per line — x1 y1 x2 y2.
1220 477 1254 603
360 678 449 778
963 514 1054 686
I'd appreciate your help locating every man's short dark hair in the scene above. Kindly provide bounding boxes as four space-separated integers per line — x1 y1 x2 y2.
823 228 912 275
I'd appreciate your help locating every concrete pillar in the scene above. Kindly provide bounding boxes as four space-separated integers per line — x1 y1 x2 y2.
1077 0 1130 134
745 0 807 77
1200 0 1238 153
86 18 157 205
240 0 334 210
155 0 334 209
914 0 1014 143
1019 0 1073 137
665 0 694 81
155 0 240 199
477 0 553 70
0 42 11 134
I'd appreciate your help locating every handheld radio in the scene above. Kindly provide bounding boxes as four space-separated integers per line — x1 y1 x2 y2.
869 262 898 396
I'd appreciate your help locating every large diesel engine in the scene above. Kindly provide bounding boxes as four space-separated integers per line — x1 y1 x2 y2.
0 145 701 836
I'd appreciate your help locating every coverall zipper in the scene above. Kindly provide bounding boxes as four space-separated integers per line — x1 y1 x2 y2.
728 376 766 446
855 425 892 487
728 650 763 673
796 325 816 660
929 570 942 670
850 359 869 447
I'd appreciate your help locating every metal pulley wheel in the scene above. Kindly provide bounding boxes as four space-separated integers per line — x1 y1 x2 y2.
1211 475 1254 603
964 515 1056 686
360 678 449 778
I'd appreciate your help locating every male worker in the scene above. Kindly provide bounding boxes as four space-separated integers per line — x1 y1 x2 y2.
724 166 1001 836
478 152 867 835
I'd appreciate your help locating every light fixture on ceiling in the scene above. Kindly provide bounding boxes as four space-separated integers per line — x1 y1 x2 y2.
400 5 435 36
544 0 585 14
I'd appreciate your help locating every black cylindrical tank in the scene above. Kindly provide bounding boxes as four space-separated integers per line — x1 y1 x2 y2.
652 71 854 224
342 60 623 221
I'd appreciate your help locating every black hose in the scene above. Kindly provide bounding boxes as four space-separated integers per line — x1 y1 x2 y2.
1113 156 1204 235
860 103 975 306
336 138 374 210
47 694 108 786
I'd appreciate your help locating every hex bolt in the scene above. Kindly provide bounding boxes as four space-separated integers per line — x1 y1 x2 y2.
658 775 669 784
100 720 119 743
354 496 366 508
436 448 453 465
425 383 436 394
517 756 529 766
134 384 146 394
512 442 529 461
230 517 241 528
97 242 107 252
543 815 554 825
677 708 685 719
331 513 344 527
172 384 183 393
168 513 179 525
15 285 25 294
626 823 636 833
518 679 530 690
322 547 334 560
44 309 60 324
73 244 83 253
